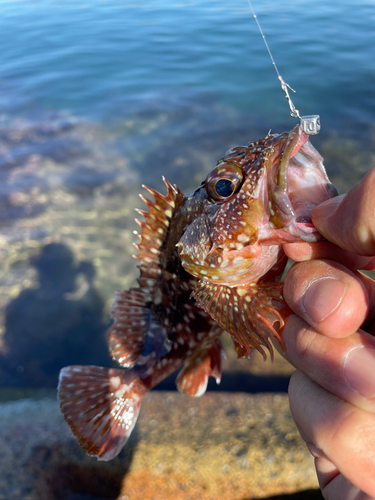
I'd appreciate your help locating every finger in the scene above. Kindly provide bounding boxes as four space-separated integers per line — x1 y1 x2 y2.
289 370 375 498
307 449 371 500
358 272 375 332
283 241 375 272
319 467 374 500
282 315 375 413
284 260 369 338
312 167 375 256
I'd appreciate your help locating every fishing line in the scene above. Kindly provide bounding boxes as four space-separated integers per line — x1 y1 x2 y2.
246 0 320 135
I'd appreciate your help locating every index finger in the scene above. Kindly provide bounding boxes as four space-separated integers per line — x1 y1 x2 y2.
283 240 375 272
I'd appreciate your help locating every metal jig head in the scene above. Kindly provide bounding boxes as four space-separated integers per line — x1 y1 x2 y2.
278 76 320 135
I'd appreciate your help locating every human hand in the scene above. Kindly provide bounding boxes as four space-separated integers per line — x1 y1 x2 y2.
281 167 375 499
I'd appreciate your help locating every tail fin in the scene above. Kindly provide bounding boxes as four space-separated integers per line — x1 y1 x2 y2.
58 365 143 461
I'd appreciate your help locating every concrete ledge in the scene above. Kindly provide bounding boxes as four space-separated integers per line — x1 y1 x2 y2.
0 392 321 500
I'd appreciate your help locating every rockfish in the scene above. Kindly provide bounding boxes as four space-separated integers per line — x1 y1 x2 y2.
58 124 337 460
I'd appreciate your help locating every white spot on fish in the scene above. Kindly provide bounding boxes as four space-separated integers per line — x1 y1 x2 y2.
237 234 250 243
110 376 121 389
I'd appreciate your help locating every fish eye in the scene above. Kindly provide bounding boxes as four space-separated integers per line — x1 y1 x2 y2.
205 163 243 202
214 178 236 197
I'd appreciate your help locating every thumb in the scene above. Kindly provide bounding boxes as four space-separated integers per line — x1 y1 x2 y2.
312 167 375 256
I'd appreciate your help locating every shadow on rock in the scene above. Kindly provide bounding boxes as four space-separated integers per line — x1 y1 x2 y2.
1 243 111 388
248 489 324 500
29 428 138 500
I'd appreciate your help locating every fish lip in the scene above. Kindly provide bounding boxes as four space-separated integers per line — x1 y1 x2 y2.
265 126 336 235
272 126 338 242
267 126 308 224
289 130 310 160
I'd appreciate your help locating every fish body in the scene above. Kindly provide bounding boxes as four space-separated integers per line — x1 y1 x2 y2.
58 124 337 460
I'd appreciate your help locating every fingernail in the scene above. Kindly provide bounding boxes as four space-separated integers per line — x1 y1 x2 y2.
306 443 326 459
344 346 375 398
302 278 348 324
312 195 345 220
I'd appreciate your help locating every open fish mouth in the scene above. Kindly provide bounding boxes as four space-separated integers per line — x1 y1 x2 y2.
177 124 338 287
270 125 338 241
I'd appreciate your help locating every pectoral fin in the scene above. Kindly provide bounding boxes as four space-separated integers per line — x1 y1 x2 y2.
192 280 291 360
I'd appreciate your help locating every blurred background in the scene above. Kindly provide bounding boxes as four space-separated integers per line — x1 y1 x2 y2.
0 1 374 498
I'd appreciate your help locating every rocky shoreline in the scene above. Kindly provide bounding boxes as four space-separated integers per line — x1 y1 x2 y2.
0 391 323 500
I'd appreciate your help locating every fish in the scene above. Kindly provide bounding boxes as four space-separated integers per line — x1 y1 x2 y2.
58 123 337 460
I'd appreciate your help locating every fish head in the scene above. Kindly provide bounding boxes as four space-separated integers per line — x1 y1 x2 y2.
178 125 337 286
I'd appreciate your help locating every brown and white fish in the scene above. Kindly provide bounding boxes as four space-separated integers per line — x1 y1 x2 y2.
58 124 337 460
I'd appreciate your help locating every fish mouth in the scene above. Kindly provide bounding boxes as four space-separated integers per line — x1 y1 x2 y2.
178 125 338 286
269 125 338 242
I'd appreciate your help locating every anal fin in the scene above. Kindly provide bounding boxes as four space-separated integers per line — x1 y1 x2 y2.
176 340 223 397
58 365 144 461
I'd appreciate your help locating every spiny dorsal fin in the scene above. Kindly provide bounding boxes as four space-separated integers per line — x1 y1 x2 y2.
134 177 184 291
108 179 184 368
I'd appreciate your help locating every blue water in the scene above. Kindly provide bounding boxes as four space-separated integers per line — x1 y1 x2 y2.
1 0 375 129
